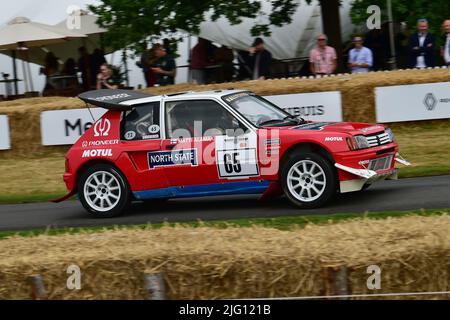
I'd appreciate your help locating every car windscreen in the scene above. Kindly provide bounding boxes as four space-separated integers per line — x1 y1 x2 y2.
222 93 297 127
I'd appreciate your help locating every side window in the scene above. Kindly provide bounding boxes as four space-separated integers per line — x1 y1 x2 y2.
121 102 161 141
165 100 247 139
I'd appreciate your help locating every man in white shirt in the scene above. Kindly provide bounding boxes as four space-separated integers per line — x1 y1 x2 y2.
408 19 436 68
348 36 373 73
442 20 450 65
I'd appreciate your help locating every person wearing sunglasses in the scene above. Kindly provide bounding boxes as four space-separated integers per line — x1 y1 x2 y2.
309 34 337 76
348 36 373 74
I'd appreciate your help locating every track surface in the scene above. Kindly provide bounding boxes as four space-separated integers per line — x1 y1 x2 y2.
0 175 449 232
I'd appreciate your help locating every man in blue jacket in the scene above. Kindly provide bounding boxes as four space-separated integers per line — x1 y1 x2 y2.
408 19 436 68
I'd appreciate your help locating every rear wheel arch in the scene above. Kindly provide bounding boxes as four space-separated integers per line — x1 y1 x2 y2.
75 160 131 192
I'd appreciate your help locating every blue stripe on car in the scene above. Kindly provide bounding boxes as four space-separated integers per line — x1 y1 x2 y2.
133 180 271 200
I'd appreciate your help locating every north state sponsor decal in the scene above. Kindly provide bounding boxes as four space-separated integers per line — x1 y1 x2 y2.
148 149 198 169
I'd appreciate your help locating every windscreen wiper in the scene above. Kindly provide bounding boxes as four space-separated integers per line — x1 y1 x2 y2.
283 114 306 124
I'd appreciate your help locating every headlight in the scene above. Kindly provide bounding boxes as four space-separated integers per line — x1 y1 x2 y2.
347 135 370 150
385 128 396 142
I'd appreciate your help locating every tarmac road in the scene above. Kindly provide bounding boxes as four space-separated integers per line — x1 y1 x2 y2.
0 175 449 232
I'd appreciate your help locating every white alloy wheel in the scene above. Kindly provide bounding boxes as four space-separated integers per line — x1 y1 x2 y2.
286 160 327 202
83 171 122 212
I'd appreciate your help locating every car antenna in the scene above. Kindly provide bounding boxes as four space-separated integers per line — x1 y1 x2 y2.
85 102 96 122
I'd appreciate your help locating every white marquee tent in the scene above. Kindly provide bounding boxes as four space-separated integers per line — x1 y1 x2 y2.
197 0 355 60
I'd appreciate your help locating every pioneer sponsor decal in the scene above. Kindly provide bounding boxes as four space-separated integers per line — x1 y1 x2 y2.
148 149 198 169
81 139 119 148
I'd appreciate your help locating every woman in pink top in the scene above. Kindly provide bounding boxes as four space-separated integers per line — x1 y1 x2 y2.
309 34 337 76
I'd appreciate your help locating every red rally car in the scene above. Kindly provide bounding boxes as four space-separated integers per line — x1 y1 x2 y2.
56 89 410 217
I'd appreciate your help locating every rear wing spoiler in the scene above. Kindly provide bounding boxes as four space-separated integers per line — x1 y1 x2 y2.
78 89 154 111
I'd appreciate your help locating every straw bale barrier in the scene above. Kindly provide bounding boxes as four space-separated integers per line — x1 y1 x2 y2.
1 68 449 159
0 214 449 299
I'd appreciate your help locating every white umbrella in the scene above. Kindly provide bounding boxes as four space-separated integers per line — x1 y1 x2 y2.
2 12 111 68
0 16 86 94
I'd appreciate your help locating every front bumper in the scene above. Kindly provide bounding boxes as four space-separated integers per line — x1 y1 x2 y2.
335 154 410 193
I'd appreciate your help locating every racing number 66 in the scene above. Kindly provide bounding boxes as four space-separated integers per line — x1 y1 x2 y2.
224 152 242 174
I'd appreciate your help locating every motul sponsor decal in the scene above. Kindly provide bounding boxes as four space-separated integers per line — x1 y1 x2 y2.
82 149 113 158
324 137 343 142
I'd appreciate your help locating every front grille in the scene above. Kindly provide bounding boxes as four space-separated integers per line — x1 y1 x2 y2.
366 131 391 148
369 155 393 171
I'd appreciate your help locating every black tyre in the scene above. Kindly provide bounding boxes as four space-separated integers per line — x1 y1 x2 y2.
281 152 337 208
78 164 131 218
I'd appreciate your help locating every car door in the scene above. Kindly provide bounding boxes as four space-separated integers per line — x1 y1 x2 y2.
161 98 261 189
119 102 170 192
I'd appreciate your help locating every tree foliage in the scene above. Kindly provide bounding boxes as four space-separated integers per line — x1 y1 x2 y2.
89 0 309 52
351 0 450 41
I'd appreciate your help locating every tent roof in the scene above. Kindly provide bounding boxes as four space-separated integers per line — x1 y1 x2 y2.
0 16 86 50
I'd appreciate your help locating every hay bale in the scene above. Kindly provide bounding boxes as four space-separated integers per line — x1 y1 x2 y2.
0 214 449 299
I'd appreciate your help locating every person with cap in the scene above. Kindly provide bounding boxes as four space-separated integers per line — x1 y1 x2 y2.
309 34 337 76
246 37 272 80
408 19 436 69
348 36 373 73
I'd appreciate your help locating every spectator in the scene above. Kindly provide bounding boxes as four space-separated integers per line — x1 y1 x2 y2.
96 64 119 90
190 38 210 84
348 36 373 73
151 44 176 86
62 58 77 76
309 34 337 76
41 52 60 90
62 58 79 89
214 45 235 83
442 20 450 66
138 43 157 87
236 50 252 80
90 48 107 85
78 46 92 91
247 37 272 80
408 19 436 68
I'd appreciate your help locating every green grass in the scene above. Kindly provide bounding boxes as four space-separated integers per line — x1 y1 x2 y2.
0 208 447 240
398 166 450 179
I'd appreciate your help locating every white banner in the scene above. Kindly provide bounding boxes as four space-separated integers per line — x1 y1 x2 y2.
264 91 343 122
375 82 450 123
0 115 11 150
41 108 107 146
